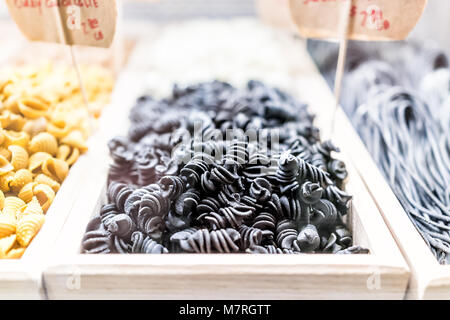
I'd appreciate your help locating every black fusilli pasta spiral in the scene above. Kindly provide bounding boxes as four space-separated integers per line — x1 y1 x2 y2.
82 80 365 256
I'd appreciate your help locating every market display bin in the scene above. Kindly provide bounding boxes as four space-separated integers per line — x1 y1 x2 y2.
330 108 450 300
0 66 140 299
42 23 410 299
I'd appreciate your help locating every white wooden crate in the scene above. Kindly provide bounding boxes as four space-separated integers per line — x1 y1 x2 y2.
42 25 409 299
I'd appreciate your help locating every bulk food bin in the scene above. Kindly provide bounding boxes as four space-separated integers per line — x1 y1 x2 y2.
0 16 136 298
305 0 450 298
333 110 450 300
42 20 409 300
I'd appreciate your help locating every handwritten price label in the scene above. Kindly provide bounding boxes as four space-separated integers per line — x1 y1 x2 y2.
5 0 117 48
289 0 427 41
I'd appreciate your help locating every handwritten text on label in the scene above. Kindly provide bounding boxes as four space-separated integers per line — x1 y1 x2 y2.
289 0 427 41
6 0 116 48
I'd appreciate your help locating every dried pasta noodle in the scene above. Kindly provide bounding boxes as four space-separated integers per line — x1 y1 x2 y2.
0 63 114 259
82 80 369 255
309 40 450 264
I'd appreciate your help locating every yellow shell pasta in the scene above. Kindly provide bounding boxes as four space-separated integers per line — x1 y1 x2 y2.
3 196 26 219
0 234 17 258
16 212 45 247
28 152 52 174
0 172 14 192
57 145 80 166
8 145 29 170
29 132 58 156
18 98 49 119
42 157 69 183
33 184 55 212
60 130 88 152
16 197 43 220
0 190 4 210
22 117 47 137
0 155 14 176
0 215 16 238
3 130 29 148
0 63 113 259
4 247 25 259
18 182 37 203
0 111 26 131
34 174 60 193
0 130 4 145
10 169 33 194
0 147 11 161
47 119 70 138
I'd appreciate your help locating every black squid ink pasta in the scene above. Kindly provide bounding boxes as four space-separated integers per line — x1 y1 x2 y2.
308 40 450 264
81 80 368 255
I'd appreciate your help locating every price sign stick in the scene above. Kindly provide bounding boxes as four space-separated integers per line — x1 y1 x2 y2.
52 6 90 111
331 0 353 136
113 0 125 75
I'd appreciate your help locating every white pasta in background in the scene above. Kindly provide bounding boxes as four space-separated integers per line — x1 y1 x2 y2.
127 19 309 99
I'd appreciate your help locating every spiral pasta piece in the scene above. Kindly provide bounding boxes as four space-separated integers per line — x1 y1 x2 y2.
81 80 362 256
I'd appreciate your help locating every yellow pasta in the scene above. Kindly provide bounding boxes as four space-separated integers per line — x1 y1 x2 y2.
60 130 88 152
0 147 11 161
8 145 29 170
28 152 51 174
3 130 29 148
22 117 47 137
16 212 45 247
0 111 26 131
0 216 16 238
42 157 69 183
47 119 70 138
4 247 25 259
33 184 55 212
34 174 60 193
0 62 113 259
3 197 26 219
29 132 58 156
57 145 80 166
0 155 14 175
17 197 43 220
18 182 36 203
0 235 17 258
10 169 33 194
18 98 49 119
0 190 4 210
0 172 14 192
